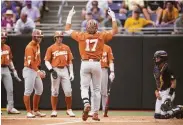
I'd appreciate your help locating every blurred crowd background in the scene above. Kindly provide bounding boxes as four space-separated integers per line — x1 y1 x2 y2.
1 0 183 35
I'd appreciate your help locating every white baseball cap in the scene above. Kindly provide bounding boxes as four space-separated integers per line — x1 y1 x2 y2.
5 10 13 15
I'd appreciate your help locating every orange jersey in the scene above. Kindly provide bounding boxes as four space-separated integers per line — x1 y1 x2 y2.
24 40 41 71
101 44 114 68
1 44 13 66
71 31 113 60
44 43 73 67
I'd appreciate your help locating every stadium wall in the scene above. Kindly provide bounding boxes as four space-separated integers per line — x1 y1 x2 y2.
1 36 183 110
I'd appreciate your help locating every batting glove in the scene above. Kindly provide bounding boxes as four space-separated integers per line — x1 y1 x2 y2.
69 73 74 81
109 72 115 82
13 70 22 82
37 70 46 79
66 6 76 24
108 8 116 21
50 69 58 79
68 6 76 17
40 70 46 77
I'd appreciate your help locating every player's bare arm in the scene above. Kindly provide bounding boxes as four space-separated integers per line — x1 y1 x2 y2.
171 79 176 89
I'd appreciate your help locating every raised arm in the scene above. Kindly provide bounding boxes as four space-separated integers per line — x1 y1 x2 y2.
65 6 76 35
107 8 118 35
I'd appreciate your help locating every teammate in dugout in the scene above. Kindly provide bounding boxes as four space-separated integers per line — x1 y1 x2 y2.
89 44 115 117
65 6 118 121
153 50 183 119
23 29 46 118
44 31 75 117
1 31 22 114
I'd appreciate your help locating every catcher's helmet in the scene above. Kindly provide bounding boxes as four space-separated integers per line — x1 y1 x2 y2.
154 50 168 65
86 19 98 34
32 29 43 42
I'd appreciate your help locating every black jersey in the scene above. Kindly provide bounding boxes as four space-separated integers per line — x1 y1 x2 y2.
153 64 176 91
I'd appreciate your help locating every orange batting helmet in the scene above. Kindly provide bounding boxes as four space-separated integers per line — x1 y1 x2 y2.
86 19 98 34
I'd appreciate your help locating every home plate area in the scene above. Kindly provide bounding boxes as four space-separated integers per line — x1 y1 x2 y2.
2 115 183 125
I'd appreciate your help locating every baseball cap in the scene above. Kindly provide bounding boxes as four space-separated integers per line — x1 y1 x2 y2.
5 10 13 15
133 7 141 13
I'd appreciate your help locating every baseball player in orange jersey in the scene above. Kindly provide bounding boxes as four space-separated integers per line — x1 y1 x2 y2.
89 44 115 117
23 29 46 118
44 31 75 117
1 31 21 114
65 6 118 121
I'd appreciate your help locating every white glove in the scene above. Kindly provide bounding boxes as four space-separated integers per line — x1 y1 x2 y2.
66 6 76 24
109 72 115 82
108 7 116 21
13 70 22 82
68 6 76 17
69 73 74 81
37 70 46 79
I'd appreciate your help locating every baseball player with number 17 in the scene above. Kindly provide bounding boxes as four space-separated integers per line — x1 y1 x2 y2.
65 6 118 121
45 31 75 117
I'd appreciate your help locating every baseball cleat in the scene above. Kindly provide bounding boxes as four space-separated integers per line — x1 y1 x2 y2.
88 111 94 117
34 111 46 117
82 104 91 121
27 112 36 118
51 110 57 117
7 108 21 114
66 109 75 117
92 113 100 121
103 112 108 117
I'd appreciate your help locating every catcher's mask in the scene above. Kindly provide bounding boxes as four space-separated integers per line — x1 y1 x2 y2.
54 31 64 43
1 31 7 44
86 19 98 34
153 50 168 65
32 29 44 43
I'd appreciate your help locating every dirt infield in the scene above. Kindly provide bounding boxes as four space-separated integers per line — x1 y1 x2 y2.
1 111 183 125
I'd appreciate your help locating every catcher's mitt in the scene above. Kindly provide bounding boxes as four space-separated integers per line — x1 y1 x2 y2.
161 98 173 112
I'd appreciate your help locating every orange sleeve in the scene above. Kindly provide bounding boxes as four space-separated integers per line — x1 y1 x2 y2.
103 31 113 43
108 47 114 63
25 47 38 71
9 47 13 60
71 31 81 42
67 47 74 64
44 47 52 62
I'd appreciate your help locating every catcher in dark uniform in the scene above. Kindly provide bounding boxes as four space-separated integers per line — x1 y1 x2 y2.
153 50 183 119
